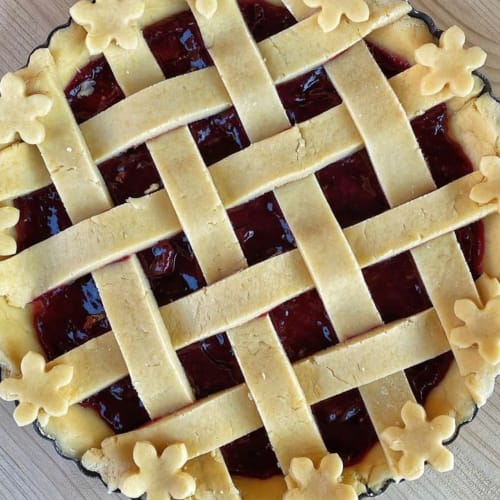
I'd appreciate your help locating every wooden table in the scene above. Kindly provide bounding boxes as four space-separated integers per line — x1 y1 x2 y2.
0 1 498 499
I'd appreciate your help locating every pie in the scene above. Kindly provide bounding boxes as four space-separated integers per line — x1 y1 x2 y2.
0 0 499 498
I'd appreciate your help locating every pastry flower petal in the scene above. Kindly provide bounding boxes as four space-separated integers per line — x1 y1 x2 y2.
0 206 20 256
70 0 145 55
0 351 73 426
195 0 218 19
381 401 455 480
470 156 500 210
0 73 52 145
415 26 487 97
121 442 196 500
284 453 357 500
451 295 500 365
302 0 370 32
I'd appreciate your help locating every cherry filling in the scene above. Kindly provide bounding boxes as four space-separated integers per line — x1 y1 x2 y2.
143 11 213 79
189 107 250 166
238 0 296 42
13 1 484 480
317 150 390 228
99 144 163 205
270 290 337 362
33 275 110 360
229 191 296 265
14 185 72 252
178 333 244 400
31 275 150 430
278 67 342 124
66 57 125 125
312 389 379 467
137 233 206 306
81 377 149 433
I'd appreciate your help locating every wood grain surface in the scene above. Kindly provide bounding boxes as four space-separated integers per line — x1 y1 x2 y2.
0 1 499 499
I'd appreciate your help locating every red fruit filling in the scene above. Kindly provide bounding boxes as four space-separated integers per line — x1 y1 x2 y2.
66 57 125 125
189 107 250 166
12 1 484 479
14 185 72 252
99 144 163 205
143 10 213 79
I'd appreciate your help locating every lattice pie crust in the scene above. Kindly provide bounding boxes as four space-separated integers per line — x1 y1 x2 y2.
0 0 499 498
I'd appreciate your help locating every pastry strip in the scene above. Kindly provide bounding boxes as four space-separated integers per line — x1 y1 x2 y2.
228 316 327 471
49 333 126 404
275 175 381 337
0 191 180 307
163 250 313 347
328 39 488 394
325 40 427 469
0 144 50 202
210 106 361 208
1 172 494 309
81 67 231 163
281 0 314 21
326 42 434 206
296 309 449 405
140 0 189 28
44 307 449 410
104 36 164 96
148 128 247 284
23 50 111 223
412 241 486 375
188 0 289 140
21 50 195 423
260 0 410 83
1 62 478 205
344 172 494 267
96 33 240 496
94 258 194 416
145 0 327 464
84 308 449 474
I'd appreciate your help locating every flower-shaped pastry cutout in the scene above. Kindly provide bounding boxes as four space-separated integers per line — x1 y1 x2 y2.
0 73 52 145
451 295 500 365
381 401 455 480
0 351 73 426
70 0 145 55
195 0 218 19
0 206 20 256
302 0 370 33
121 442 196 500
415 26 487 97
470 156 500 210
284 453 357 500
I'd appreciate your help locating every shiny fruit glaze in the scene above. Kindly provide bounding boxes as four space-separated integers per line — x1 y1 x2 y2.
12 1 484 479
